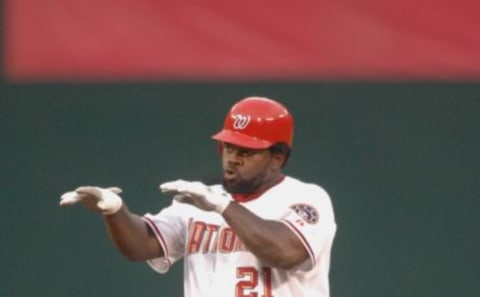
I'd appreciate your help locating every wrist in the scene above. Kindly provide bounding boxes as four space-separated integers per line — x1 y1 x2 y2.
215 192 232 214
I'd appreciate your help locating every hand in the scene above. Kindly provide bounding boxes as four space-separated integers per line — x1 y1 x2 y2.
159 180 232 214
60 186 123 215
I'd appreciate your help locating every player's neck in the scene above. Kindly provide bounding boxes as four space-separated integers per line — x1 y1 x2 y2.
232 174 285 203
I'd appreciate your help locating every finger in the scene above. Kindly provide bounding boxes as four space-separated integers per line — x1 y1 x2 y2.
160 180 207 195
75 186 102 197
75 186 122 194
59 191 85 206
107 187 123 194
159 180 186 193
173 193 195 205
177 182 210 196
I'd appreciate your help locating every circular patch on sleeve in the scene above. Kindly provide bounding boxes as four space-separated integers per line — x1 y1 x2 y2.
290 203 319 224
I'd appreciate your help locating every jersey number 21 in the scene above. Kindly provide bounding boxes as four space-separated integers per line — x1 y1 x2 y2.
236 266 273 297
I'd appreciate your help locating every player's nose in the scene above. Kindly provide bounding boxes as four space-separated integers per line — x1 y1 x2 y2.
226 153 243 166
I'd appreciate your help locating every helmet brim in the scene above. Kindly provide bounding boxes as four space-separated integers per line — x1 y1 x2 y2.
211 130 273 149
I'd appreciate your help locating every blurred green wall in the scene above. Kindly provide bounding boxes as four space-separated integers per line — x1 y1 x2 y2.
1 82 479 297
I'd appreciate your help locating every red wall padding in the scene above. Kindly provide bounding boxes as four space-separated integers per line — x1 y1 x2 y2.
4 0 480 81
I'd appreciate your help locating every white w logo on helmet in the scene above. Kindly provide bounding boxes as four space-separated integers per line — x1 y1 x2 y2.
232 114 251 130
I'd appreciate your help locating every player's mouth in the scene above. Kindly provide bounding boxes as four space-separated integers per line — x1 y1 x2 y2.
223 168 238 181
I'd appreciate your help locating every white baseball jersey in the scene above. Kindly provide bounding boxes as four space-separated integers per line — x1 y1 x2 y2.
143 176 337 297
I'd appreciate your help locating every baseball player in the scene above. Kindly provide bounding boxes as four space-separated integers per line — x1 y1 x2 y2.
60 97 337 297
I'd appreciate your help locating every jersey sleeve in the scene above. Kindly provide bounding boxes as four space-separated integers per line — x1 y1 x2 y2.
142 200 188 273
280 184 337 271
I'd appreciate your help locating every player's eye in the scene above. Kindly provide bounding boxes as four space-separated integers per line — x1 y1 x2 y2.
238 149 256 157
223 143 235 153
223 143 259 157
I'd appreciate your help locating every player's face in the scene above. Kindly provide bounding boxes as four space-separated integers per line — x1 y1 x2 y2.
220 142 283 194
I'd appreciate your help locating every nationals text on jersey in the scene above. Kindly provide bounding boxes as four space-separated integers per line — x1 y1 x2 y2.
187 219 249 254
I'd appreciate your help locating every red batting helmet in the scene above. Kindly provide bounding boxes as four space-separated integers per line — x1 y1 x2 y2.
211 96 294 149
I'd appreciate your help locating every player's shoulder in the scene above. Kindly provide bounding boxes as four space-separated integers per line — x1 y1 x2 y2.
274 176 333 208
280 176 335 219
281 176 330 198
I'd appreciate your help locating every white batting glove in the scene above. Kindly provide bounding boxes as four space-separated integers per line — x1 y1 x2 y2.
60 186 123 215
159 180 232 214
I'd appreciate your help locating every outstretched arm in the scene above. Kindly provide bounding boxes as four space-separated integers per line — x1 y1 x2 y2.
160 180 308 269
102 204 163 261
60 186 163 261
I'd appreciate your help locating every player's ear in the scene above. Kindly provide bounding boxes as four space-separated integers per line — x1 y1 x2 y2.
269 143 291 168
271 153 286 170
